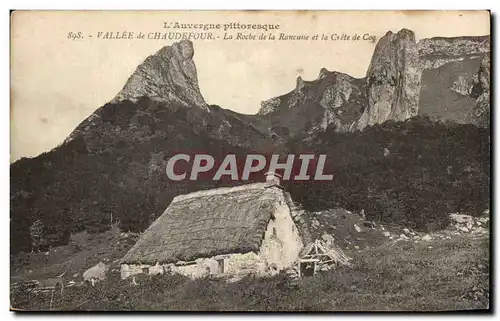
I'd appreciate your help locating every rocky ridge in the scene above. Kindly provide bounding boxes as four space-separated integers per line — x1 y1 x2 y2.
258 29 423 137
258 31 490 139
418 36 490 70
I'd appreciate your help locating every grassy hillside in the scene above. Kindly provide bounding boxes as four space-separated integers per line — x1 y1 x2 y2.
11 232 489 311
285 116 490 232
11 105 490 254
419 56 482 123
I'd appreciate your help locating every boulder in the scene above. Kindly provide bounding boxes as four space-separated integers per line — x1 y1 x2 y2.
421 234 433 241
472 227 487 234
83 262 108 285
449 213 474 224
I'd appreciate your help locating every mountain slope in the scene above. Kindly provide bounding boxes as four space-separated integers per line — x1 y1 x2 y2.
417 35 490 126
10 33 491 255
11 98 272 254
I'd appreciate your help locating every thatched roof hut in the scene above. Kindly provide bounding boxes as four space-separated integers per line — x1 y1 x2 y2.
121 183 293 265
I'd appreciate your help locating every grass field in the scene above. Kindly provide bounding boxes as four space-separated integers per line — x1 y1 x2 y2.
11 230 489 311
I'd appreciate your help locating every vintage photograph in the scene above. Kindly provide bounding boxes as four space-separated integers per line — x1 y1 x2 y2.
9 10 491 311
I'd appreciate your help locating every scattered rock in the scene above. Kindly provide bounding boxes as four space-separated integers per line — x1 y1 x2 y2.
399 234 409 240
421 234 433 241
450 75 473 95
403 228 410 234
354 245 360 250
382 231 391 237
449 213 474 224
473 227 488 234
354 223 362 233
478 217 489 224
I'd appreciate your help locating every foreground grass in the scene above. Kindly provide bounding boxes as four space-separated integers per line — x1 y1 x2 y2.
12 234 489 311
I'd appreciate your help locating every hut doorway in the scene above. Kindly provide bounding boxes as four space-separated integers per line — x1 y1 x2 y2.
217 259 225 274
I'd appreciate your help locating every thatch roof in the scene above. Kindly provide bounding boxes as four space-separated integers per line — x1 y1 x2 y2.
121 183 286 265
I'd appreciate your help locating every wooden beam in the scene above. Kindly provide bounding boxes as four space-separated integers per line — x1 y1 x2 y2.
299 258 320 263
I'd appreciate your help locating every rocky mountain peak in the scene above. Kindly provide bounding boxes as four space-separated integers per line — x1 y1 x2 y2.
356 28 421 129
296 76 305 91
318 68 330 80
111 40 208 110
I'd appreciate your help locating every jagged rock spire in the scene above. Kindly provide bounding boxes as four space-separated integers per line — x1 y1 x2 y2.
112 40 208 110
357 28 421 129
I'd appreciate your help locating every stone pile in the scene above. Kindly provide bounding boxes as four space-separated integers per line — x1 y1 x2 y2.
448 213 489 235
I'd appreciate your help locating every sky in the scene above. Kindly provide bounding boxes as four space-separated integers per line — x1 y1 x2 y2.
10 10 490 161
